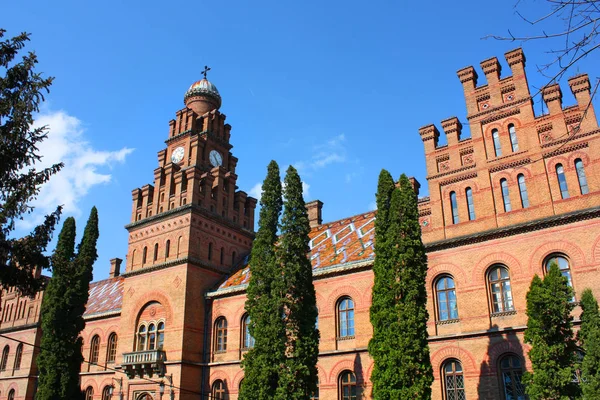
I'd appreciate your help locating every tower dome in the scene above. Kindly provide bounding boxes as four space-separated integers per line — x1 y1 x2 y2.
184 72 222 115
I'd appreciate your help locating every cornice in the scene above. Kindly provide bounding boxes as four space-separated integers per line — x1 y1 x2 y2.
0 322 39 334
83 309 121 322
427 163 476 181
489 157 531 173
467 97 529 122
439 171 478 187
426 206 600 252
543 142 589 158
541 128 599 148
121 256 230 278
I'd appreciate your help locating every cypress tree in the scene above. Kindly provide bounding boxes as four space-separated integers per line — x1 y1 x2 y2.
240 161 286 400
37 207 99 400
369 173 433 399
524 262 579 399
579 288 600 398
276 165 319 400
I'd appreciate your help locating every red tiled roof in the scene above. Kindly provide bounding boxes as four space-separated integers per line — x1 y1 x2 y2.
84 276 124 316
217 211 376 290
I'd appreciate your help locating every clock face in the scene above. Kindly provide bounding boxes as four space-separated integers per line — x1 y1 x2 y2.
209 150 223 167
171 147 185 163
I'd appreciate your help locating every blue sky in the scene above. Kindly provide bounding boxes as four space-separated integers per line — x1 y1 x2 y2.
5 0 598 281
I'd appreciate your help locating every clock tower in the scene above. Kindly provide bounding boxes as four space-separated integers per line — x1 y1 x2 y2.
118 72 257 398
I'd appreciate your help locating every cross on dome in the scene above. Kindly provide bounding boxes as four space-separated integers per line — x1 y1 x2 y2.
201 65 211 79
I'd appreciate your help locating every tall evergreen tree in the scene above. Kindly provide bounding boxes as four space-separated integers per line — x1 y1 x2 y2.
524 262 579 399
240 161 286 400
369 173 433 399
0 29 62 296
37 207 99 400
579 288 600 398
276 165 319 400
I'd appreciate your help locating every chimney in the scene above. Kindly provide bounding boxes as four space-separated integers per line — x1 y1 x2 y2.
306 200 323 228
409 177 421 196
109 258 122 278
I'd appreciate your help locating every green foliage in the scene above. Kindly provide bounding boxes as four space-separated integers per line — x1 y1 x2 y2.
523 263 579 399
36 207 99 400
369 172 433 399
0 29 61 296
276 166 319 400
240 161 286 400
579 289 600 398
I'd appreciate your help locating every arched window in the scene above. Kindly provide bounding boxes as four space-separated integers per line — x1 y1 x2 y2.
492 129 502 157
508 124 519 152
0 345 9 371
106 333 118 364
232 251 237 266
137 325 147 351
545 254 573 289
165 240 171 259
157 322 165 350
435 276 458 321
177 236 182 258
517 174 529 208
208 243 213 261
488 266 514 314
450 191 459 224
465 187 475 221
13 343 22 371
499 355 526 399
500 179 511 212
575 159 589 195
337 297 355 338
84 387 93 400
556 163 569 199
214 317 228 353
212 380 226 400
220 247 224 264
153 243 159 262
148 323 157 350
132 249 136 267
89 335 100 364
339 370 357 400
310 376 320 400
142 247 148 265
8 389 15 400
242 314 254 349
102 385 112 400
442 359 465 400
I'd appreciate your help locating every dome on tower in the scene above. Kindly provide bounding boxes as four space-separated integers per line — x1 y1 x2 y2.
184 77 222 114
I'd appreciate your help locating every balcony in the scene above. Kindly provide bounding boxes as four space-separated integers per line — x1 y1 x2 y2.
122 350 166 378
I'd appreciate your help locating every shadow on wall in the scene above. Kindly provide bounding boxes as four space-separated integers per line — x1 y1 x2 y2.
477 324 527 400
354 352 365 396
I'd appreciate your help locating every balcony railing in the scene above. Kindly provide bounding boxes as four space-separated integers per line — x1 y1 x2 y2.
122 350 166 378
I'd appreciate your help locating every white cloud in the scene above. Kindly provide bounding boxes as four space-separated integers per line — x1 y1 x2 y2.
17 110 134 229
295 134 348 172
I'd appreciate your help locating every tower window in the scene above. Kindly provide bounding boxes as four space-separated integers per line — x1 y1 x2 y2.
575 159 589 194
232 251 237 266
208 243 213 261
508 124 519 152
450 191 459 224
142 247 148 265
465 187 475 221
517 174 529 208
153 243 159 262
556 163 569 199
220 247 224 264
500 179 511 212
165 240 171 259
492 129 502 157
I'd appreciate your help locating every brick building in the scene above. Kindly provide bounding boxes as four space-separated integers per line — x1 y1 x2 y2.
0 48 599 400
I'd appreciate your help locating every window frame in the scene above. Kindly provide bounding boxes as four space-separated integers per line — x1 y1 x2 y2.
84 387 94 400
212 379 226 400
0 345 9 371
575 158 589 195
7 389 15 400
517 174 529 208
508 124 519 152
498 354 527 400
435 275 459 322
13 343 22 371
89 334 100 364
106 333 118 364
488 265 514 314
336 297 355 339
500 179 512 212
465 187 475 221
544 254 574 290
492 128 502 157
241 314 254 350
339 370 358 400
442 359 466 400
450 191 459 224
102 385 112 400
214 317 228 353
556 163 570 199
